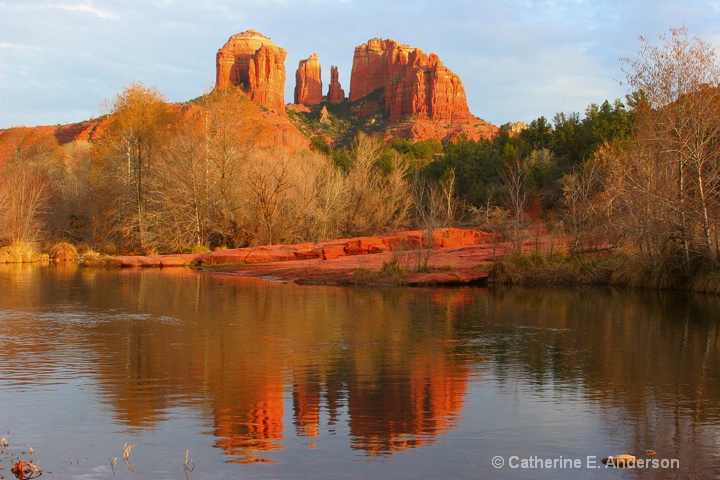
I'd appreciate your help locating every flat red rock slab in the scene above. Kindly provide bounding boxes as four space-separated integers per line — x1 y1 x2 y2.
111 228 536 286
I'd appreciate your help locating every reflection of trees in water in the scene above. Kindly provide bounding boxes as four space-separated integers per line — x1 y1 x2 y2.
474 286 720 478
477 287 720 420
1 267 719 473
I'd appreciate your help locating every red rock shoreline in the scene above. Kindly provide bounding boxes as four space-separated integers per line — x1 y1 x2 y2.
115 228 502 286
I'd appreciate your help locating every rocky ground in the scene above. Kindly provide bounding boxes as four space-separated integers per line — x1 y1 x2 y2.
115 228 511 286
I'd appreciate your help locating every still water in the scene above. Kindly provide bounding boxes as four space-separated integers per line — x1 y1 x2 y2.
0 264 718 479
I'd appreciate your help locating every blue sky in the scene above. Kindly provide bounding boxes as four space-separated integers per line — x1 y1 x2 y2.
2 0 720 129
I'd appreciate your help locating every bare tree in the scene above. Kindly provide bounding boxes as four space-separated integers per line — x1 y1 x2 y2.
439 168 458 226
0 163 50 245
0 128 63 245
152 112 216 251
410 172 444 231
500 154 531 252
562 158 604 255
246 149 293 245
341 133 411 237
312 156 346 240
50 141 93 243
91 83 175 252
619 26 720 268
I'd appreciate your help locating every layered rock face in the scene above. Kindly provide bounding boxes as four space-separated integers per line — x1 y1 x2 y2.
215 30 287 111
326 66 345 104
211 31 495 142
294 53 323 105
349 38 472 122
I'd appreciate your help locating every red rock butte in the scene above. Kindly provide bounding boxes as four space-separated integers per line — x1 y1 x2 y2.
294 53 323 105
349 38 473 123
215 30 287 112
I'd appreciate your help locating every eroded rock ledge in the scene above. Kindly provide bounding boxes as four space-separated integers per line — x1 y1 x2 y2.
115 228 500 285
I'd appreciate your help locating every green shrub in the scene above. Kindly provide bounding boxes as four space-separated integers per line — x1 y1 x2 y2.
380 259 407 278
183 244 211 254
346 268 378 284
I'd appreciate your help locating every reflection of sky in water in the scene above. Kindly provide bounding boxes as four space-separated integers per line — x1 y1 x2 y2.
0 266 717 479
0 309 179 394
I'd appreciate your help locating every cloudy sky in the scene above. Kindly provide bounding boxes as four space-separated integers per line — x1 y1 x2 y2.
2 0 720 129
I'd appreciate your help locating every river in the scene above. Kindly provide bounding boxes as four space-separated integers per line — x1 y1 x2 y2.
0 264 718 479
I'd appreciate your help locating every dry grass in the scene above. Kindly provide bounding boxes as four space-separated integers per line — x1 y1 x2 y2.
490 251 611 285
608 253 684 290
183 244 211 254
344 263 406 285
691 270 720 294
48 242 78 261
77 250 123 267
345 267 378 284
491 248 720 294
0 242 49 264
11 459 42 479
380 258 408 278
1 436 41 480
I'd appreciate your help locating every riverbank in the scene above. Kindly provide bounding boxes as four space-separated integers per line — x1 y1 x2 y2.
5 228 719 292
80 228 629 288
111 232 720 294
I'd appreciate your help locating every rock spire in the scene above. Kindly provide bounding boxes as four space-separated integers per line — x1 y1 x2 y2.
349 38 472 122
294 53 323 105
327 66 345 104
215 30 287 112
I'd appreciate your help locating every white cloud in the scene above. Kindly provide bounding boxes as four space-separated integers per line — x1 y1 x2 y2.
53 1 118 20
0 42 43 53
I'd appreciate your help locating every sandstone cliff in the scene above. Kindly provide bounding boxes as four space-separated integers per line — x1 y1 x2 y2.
327 66 345 104
294 53 323 105
349 38 472 123
215 30 287 112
